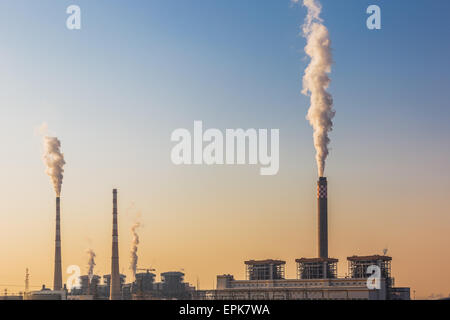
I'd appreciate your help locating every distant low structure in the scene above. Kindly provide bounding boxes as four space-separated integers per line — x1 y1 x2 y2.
0 295 23 300
24 285 67 300
70 274 104 299
66 271 195 300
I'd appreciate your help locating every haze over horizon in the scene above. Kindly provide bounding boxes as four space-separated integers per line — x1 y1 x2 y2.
0 0 449 300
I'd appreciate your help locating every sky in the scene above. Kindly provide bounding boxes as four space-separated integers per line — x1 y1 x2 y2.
0 0 449 299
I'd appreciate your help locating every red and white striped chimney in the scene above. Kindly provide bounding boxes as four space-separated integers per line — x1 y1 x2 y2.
110 189 121 300
317 177 328 259
53 196 62 290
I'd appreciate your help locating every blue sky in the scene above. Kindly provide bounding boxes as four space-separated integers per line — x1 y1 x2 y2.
0 0 449 297
1 0 449 155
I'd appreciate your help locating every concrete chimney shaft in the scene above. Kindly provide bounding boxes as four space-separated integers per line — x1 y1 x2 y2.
317 177 328 259
53 196 62 291
110 189 121 300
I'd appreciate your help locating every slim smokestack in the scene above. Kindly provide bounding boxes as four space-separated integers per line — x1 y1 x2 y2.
53 196 62 290
317 177 328 259
110 189 121 300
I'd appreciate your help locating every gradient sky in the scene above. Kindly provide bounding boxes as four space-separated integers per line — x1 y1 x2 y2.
0 0 449 299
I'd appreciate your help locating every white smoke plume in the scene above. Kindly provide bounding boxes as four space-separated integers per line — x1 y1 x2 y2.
300 0 335 177
130 222 140 281
86 249 96 281
41 126 66 196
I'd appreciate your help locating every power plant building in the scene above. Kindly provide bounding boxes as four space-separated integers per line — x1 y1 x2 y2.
245 260 285 281
36 176 410 301
196 256 407 300
347 255 391 279
296 257 338 279
24 285 67 300
135 271 156 292
195 177 410 300
70 275 102 297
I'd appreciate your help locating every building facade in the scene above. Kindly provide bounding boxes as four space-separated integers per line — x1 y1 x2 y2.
196 256 410 300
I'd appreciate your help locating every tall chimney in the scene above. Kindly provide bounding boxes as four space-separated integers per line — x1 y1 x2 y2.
110 189 121 300
53 197 62 291
317 177 328 259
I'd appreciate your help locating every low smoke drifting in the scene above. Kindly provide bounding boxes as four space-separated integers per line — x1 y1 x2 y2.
299 0 335 177
86 249 96 281
41 127 66 196
130 222 140 281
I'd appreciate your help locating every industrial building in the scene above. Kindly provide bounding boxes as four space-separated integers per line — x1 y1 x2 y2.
196 255 409 300
41 189 195 301
66 271 195 300
135 271 156 292
296 258 338 279
195 177 411 300
0 293 23 300
245 260 286 281
24 285 67 300
126 271 195 300
28 177 409 301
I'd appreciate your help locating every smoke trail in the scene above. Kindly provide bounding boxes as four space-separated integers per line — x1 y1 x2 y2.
86 249 96 281
41 130 66 196
130 222 140 281
300 0 335 177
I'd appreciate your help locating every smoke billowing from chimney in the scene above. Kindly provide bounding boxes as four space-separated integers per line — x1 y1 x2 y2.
41 127 66 196
129 222 140 281
86 249 96 281
301 0 335 177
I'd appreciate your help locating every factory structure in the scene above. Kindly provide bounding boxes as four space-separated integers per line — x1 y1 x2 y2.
16 177 410 300
194 256 409 300
66 270 195 300
22 189 195 300
195 177 411 300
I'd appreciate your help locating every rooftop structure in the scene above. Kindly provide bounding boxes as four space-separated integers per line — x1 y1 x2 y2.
347 255 392 279
245 260 286 281
296 257 338 279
